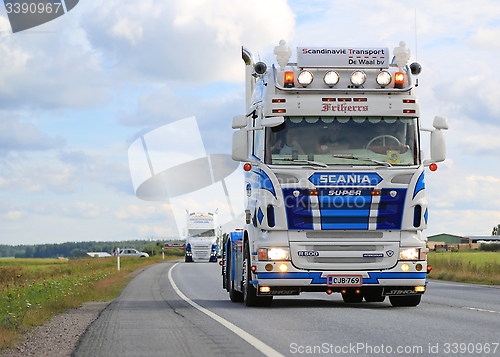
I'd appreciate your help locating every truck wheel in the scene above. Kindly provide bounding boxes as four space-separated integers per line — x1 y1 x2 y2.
363 288 386 302
229 280 244 302
389 295 421 307
341 290 363 303
243 242 272 307
227 247 243 302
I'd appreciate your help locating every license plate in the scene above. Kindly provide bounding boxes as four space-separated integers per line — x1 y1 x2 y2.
327 275 362 287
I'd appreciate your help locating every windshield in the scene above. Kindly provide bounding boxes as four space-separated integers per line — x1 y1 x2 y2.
189 229 215 237
265 116 419 166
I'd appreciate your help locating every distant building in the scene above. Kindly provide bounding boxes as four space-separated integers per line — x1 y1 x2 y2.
464 236 500 244
427 234 469 244
426 233 499 251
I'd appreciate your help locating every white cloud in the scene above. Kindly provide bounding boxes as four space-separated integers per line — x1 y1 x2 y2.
82 0 295 84
0 115 65 154
468 26 500 49
114 203 172 220
0 14 112 110
110 17 143 45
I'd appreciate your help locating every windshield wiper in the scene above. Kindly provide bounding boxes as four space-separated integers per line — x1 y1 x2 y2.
281 158 328 168
340 157 392 167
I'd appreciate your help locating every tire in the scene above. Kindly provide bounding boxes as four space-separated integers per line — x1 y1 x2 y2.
243 242 272 307
363 288 386 303
389 295 421 307
229 280 244 302
226 246 243 302
341 290 363 303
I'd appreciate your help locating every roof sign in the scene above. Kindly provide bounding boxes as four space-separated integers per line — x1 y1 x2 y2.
297 47 389 68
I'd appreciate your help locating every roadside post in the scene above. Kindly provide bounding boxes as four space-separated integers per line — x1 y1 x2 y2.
117 247 120 271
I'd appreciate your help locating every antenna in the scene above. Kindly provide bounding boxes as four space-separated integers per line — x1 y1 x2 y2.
414 8 418 62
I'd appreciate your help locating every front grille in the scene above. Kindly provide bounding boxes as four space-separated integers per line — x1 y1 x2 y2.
290 241 398 270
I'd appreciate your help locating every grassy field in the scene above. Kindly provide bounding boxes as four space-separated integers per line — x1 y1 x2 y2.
428 251 500 285
0 255 179 350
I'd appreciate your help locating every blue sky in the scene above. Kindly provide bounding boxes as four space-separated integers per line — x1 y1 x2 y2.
1 0 500 245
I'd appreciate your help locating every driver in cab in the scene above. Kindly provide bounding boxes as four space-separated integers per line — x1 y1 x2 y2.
316 122 348 154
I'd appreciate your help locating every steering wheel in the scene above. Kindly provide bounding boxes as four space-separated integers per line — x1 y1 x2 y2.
366 135 403 150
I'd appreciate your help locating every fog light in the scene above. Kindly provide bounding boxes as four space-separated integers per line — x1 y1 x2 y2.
415 285 425 292
323 71 339 87
297 70 313 87
279 263 288 272
416 263 422 271
401 263 410 272
265 264 273 271
376 70 392 87
260 286 271 293
350 70 366 86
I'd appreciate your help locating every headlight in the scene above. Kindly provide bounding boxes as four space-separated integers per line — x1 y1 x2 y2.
400 248 419 260
297 70 313 87
323 70 340 87
350 70 366 86
376 70 392 87
258 248 290 261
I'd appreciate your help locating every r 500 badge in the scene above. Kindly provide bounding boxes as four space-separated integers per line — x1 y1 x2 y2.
327 275 362 287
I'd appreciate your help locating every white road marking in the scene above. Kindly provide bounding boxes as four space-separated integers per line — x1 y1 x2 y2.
168 262 285 357
463 307 500 314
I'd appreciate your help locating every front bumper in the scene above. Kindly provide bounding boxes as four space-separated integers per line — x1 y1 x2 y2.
251 260 427 295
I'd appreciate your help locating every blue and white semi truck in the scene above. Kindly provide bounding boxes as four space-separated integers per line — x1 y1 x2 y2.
221 40 448 307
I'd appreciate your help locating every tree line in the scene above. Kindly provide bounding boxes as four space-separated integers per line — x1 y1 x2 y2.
0 240 171 259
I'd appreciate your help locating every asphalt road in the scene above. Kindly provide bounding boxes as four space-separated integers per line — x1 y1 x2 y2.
73 260 500 357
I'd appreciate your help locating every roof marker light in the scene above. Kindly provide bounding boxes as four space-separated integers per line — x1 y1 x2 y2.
297 70 313 87
394 72 405 88
323 70 340 87
429 163 438 171
284 71 294 88
350 70 366 86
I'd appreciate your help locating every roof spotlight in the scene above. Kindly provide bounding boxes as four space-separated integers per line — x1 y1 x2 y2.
376 70 392 87
350 70 366 86
297 70 313 87
323 71 340 87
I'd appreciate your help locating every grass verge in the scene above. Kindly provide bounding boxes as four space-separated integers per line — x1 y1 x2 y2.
427 251 500 285
0 255 179 350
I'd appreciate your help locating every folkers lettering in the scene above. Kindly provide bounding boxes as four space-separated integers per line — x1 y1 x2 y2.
322 103 369 112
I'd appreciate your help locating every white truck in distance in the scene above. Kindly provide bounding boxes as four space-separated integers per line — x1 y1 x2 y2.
222 40 448 307
184 212 221 262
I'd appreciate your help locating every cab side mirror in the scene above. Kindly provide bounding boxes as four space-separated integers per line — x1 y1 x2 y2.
232 129 248 162
423 116 449 166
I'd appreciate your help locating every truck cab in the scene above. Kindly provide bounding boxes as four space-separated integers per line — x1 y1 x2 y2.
223 40 448 307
